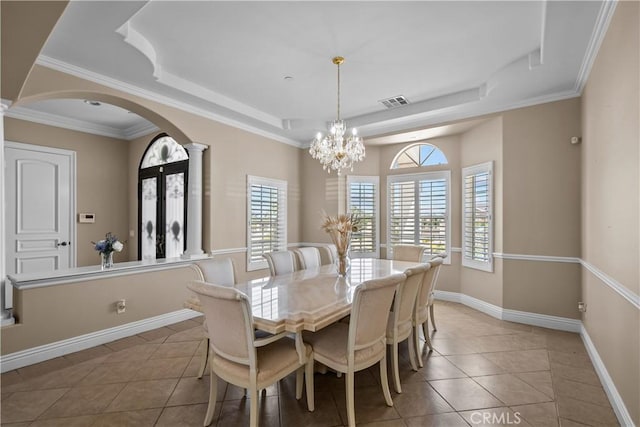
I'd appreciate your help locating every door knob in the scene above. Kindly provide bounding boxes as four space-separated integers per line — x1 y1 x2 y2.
57 241 68 247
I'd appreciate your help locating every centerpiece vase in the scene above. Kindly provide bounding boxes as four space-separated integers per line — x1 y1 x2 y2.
101 252 114 269
336 251 350 277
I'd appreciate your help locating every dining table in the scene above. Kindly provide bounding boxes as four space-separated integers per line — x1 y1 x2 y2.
184 257 422 335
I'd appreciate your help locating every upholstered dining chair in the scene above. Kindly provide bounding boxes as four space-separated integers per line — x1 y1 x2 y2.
303 273 406 427
263 250 296 275
193 257 237 379
386 264 429 393
392 244 427 262
293 247 322 270
326 244 338 263
188 280 315 427
413 257 444 367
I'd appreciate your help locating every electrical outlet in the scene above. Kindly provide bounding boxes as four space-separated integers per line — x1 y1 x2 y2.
116 299 126 314
578 302 586 312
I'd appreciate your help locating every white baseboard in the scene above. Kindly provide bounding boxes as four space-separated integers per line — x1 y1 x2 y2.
581 325 635 427
502 308 582 333
433 290 580 332
0 309 201 373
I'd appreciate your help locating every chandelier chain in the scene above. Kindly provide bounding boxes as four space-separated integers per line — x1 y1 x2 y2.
336 60 341 121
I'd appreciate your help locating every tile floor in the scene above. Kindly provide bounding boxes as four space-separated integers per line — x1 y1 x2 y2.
0 301 620 426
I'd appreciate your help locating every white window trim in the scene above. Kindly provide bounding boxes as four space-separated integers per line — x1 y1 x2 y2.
461 161 493 272
246 175 287 271
346 175 380 258
387 171 451 264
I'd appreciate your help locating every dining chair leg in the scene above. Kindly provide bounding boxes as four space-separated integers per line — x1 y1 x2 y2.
379 353 394 407
249 386 259 427
429 304 437 331
305 356 315 412
423 319 434 352
346 370 356 427
391 340 402 393
415 324 424 368
408 330 418 371
197 338 209 379
204 371 218 426
295 367 303 400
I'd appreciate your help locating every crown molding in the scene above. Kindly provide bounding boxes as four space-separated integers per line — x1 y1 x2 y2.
34 55 303 148
574 0 618 94
124 121 160 140
5 102 159 141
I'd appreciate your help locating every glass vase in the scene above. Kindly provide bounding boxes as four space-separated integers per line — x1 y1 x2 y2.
101 252 114 269
336 251 350 277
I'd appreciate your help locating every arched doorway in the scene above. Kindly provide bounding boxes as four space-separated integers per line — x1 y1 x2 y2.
138 134 189 260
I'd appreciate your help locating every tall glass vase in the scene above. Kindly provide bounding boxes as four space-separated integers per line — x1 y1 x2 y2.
101 252 114 269
336 251 350 277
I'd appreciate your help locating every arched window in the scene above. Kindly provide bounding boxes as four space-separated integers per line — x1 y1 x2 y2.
138 134 189 260
390 143 448 169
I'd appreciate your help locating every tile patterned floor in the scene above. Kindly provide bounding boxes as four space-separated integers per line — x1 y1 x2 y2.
0 301 620 426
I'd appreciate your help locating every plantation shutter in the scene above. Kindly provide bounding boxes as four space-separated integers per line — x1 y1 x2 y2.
347 176 379 258
388 172 450 261
388 180 416 246
418 178 447 257
462 162 493 272
247 176 287 271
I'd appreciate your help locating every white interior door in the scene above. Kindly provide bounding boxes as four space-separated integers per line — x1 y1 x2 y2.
4 142 75 308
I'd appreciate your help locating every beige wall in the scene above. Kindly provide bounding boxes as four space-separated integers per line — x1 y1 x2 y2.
2 265 201 354
5 118 130 267
581 1 639 423
501 99 582 318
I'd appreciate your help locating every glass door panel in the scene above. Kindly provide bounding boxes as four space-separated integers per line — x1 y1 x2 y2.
165 172 185 258
141 177 157 260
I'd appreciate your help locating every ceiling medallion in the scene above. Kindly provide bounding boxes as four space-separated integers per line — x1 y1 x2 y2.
309 56 365 175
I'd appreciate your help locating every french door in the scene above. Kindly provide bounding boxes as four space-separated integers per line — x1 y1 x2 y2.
138 160 188 260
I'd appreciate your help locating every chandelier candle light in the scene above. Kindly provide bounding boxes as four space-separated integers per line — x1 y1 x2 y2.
309 56 365 175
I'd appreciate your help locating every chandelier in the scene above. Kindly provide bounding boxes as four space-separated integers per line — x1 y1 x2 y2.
309 56 365 175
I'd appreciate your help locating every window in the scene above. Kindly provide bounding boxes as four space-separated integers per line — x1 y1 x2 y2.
347 176 379 258
138 134 189 260
462 162 493 272
387 171 450 261
247 176 287 271
391 143 448 169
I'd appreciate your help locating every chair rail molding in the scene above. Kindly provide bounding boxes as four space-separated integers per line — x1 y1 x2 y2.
581 259 639 310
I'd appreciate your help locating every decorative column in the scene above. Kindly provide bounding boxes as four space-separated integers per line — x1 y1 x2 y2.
0 101 14 325
182 142 208 259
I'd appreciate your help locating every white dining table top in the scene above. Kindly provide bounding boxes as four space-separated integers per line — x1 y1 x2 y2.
234 258 421 334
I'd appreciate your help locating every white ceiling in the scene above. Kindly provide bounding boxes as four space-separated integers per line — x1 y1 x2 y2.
14 1 612 146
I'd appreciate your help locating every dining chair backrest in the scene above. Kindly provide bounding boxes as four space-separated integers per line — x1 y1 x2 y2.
195 257 236 286
188 280 254 366
393 264 429 326
392 245 427 262
414 262 434 309
263 250 296 275
425 257 444 299
326 244 338 264
294 247 322 270
348 273 406 351
318 246 334 266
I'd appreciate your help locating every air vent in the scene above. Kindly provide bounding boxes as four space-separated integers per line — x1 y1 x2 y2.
379 95 409 109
